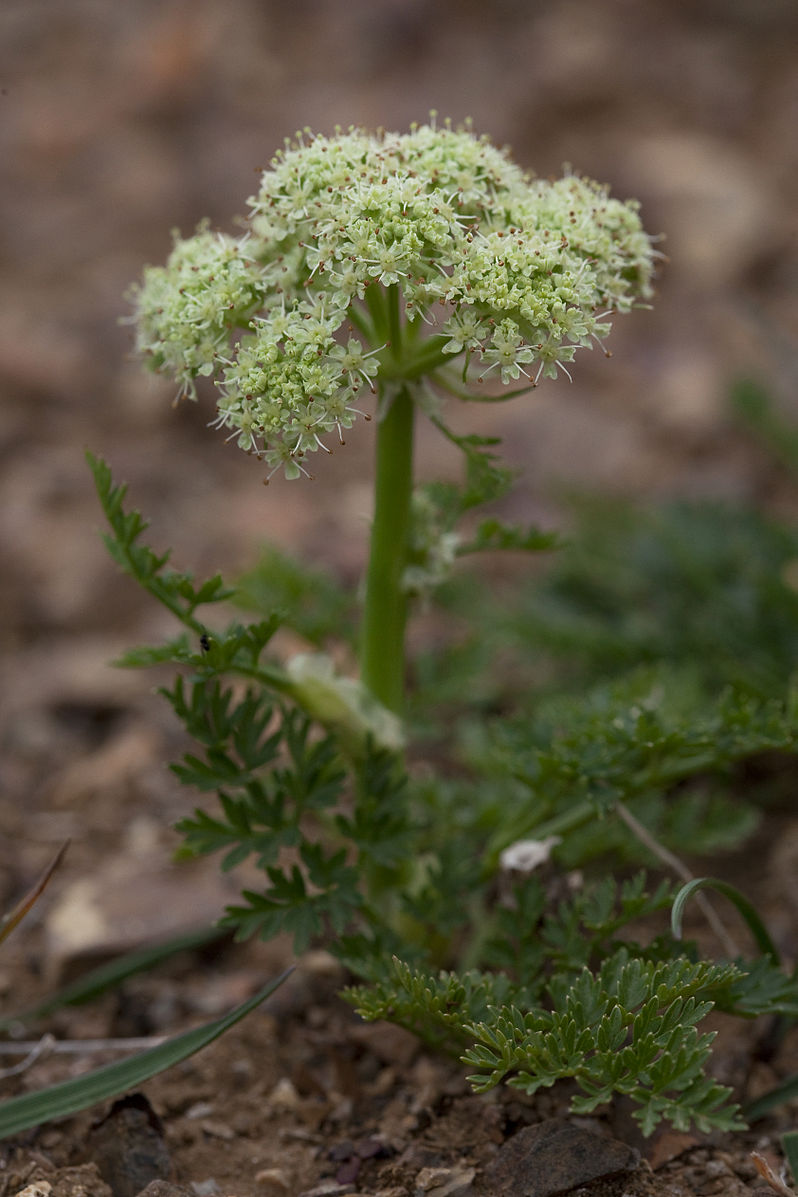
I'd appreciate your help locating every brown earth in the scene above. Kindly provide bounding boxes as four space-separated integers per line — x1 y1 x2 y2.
2 1 798 1194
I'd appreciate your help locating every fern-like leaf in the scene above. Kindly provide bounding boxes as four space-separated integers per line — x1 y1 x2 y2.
463 951 744 1134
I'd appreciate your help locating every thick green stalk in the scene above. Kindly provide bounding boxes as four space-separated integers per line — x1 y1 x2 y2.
361 385 415 713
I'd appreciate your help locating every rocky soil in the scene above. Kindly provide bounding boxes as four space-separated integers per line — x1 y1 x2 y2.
2 1 798 1194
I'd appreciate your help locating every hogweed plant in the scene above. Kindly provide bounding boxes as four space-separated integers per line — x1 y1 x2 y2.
88 121 798 1136
131 119 655 713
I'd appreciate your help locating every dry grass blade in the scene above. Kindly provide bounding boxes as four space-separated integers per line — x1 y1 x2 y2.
0 842 69 946
752 1151 798 1197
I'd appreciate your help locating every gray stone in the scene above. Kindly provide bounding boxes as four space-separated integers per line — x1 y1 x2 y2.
88 1095 172 1197
479 1119 639 1197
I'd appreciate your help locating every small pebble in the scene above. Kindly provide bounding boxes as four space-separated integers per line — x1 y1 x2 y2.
268 1077 301 1110
37 1132 62 1151
415 1165 475 1197
199 1120 235 1141
192 1181 221 1197
297 1183 357 1197
185 1102 215 1120
253 1168 290 1195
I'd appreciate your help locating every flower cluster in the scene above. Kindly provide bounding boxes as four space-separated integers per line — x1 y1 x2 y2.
133 225 265 398
130 121 656 478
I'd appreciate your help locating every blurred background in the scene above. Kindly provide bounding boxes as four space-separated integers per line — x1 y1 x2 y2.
1 0 797 950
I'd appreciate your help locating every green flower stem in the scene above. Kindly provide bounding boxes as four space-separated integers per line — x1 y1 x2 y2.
387 283 402 352
379 337 451 382
361 384 415 713
364 283 390 342
400 337 453 379
347 301 375 342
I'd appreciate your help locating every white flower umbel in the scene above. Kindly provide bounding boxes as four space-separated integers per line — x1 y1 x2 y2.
130 120 657 714
130 120 656 480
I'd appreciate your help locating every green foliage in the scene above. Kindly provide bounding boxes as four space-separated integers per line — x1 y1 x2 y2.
463 953 744 1136
348 950 745 1136
412 494 798 728
730 378 798 479
346 866 798 1132
782 1131 798 1184
399 415 562 599
166 677 415 952
464 666 793 874
335 747 416 872
345 956 519 1051
171 691 344 868
481 871 677 997
512 685 796 819
428 417 517 512
224 842 363 952
717 955 798 1019
236 545 356 648
457 516 562 557
504 497 798 699
87 451 236 635
90 453 798 1136
347 872 680 1035
86 114 798 1146
746 1074 798 1123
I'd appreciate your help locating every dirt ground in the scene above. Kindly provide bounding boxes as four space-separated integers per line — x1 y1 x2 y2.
2 1 798 1194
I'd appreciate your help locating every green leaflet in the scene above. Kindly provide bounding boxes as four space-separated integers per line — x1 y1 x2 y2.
746 1076 798 1123
463 952 745 1135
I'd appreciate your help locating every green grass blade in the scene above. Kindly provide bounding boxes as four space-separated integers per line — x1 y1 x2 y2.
670 877 780 963
783 1131 798 1183
0 968 292 1139
744 1073 798 1123
0 925 228 1030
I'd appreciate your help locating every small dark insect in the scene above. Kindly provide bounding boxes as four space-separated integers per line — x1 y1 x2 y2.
199 633 211 652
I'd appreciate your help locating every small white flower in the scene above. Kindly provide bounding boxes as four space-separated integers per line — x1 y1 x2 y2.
499 837 562 874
